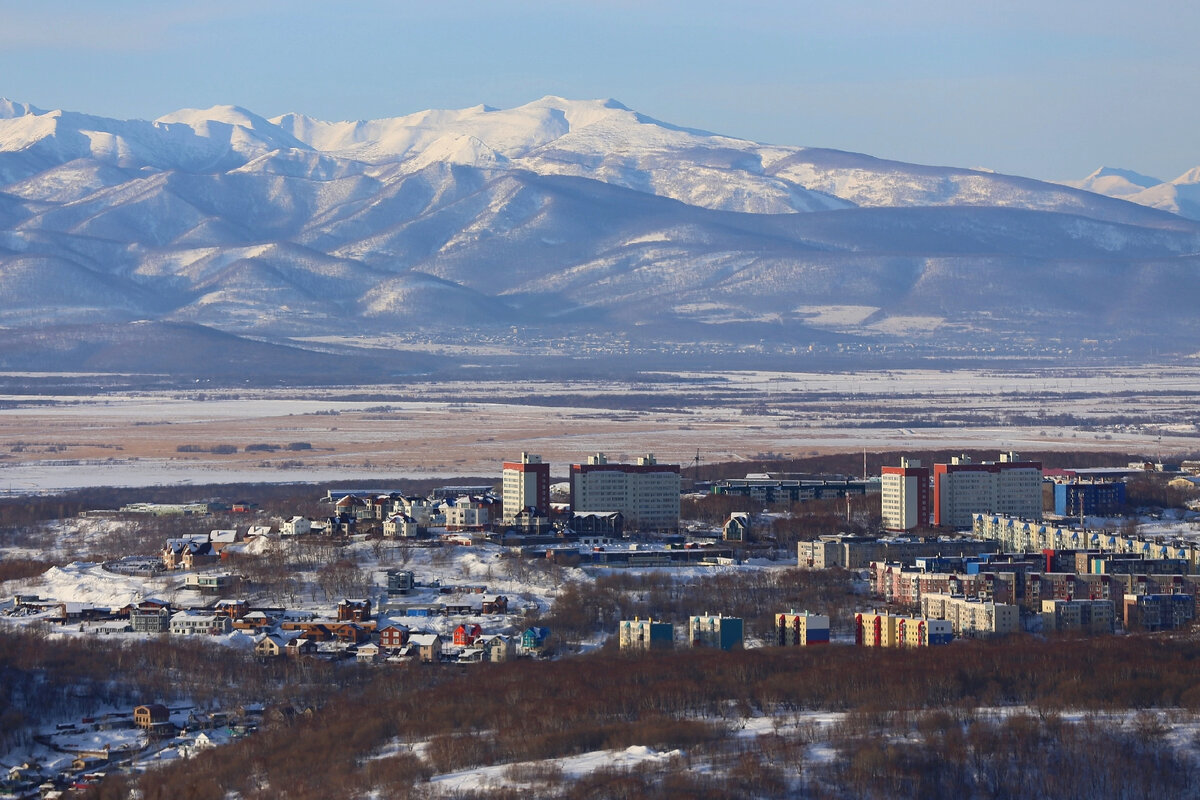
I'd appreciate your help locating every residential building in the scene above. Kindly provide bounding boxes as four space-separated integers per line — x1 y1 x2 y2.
855 611 952 647
409 633 442 663
503 453 551 522
481 634 514 662
934 453 1043 529
133 704 171 730
1053 482 1127 517
570 453 680 532
169 612 232 636
776 611 829 646
183 573 238 593
130 604 171 634
337 599 371 622
1124 594 1194 631
723 512 751 542
386 569 416 596
254 634 289 659
522 626 550 653
445 497 491 531
382 514 419 538
920 593 1020 638
453 623 483 646
619 618 674 651
379 624 410 649
688 613 743 650
881 458 930 531
280 516 311 536
1041 599 1115 634
711 476 877 506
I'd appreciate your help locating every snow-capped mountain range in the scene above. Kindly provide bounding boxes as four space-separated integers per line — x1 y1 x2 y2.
1 95 1198 377
1064 166 1200 221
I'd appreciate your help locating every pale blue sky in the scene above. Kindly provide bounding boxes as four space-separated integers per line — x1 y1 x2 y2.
2 1 1196 181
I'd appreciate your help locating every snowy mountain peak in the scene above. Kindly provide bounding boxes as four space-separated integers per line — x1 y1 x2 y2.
156 104 271 128
1065 166 1165 199
0 98 43 119
1171 166 1200 186
1085 166 1162 187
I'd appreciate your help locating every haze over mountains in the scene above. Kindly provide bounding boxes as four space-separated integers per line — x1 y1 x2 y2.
1 95 1198 381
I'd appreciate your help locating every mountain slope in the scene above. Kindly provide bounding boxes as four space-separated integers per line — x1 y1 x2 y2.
0 95 1198 373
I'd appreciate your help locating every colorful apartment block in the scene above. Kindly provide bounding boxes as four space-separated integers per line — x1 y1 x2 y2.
776 611 830 646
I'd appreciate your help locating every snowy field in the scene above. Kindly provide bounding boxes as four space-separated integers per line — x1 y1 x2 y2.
0 366 1196 492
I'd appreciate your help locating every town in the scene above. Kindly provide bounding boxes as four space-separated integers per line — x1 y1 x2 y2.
3 448 1200 797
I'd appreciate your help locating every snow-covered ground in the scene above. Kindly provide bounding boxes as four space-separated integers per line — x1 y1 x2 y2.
0 366 1196 492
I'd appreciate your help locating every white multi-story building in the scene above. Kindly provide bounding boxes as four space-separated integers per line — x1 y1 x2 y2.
880 457 930 531
933 452 1042 529
502 452 550 523
570 453 680 532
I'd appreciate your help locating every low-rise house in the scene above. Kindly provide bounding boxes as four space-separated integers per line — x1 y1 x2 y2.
130 603 172 634
133 703 171 730
162 537 217 570
215 599 248 620
409 633 442 663
255 634 290 659
183 572 239 593
169 611 232 636
379 624 410 649
232 610 276 632
329 623 370 644
482 596 508 614
337 598 371 622
445 497 492 532
453 623 483 646
723 512 751 542
386 569 415 596
208 530 238 552
481 633 514 662
383 514 419 538
285 637 317 658
457 647 486 663
355 643 381 664
521 626 550 653
281 516 311 537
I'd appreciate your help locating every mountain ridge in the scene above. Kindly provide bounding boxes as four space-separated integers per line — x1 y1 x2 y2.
1 95 1199 376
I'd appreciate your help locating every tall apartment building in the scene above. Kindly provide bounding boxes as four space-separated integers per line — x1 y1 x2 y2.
619 618 674 651
689 613 744 650
880 457 930 531
855 611 952 647
920 593 1020 638
933 452 1043 529
776 611 830 646
570 453 680 532
502 452 551 523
